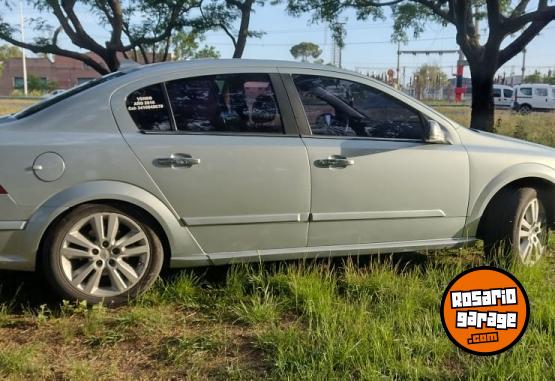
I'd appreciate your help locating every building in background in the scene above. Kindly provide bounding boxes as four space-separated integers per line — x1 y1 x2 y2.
0 54 100 96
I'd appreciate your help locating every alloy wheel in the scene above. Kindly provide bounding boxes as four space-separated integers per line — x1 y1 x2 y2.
518 198 547 265
60 212 151 297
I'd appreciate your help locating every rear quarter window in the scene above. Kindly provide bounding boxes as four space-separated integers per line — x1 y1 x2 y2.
534 88 548 97
126 84 172 131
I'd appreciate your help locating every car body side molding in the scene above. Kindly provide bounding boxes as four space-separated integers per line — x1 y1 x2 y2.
205 237 477 266
0 221 27 230
311 210 447 221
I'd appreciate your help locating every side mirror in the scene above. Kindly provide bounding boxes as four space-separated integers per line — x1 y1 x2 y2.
425 120 448 144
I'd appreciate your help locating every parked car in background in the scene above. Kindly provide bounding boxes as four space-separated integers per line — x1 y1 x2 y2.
492 84 513 108
0 60 553 305
512 83 555 113
42 89 66 99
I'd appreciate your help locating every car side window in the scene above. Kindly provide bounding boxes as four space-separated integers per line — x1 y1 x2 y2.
165 73 284 134
126 84 172 131
534 88 548 97
292 74 424 140
520 87 532 96
504 89 513 98
492 88 501 98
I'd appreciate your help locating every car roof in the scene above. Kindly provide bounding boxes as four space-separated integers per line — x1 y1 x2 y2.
127 58 360 78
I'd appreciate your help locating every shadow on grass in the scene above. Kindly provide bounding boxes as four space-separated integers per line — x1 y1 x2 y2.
0 250 465 313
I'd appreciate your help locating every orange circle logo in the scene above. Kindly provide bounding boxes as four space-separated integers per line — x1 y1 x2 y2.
440 266 530 356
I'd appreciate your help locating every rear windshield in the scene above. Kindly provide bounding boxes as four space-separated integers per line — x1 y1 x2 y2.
15 71 127 119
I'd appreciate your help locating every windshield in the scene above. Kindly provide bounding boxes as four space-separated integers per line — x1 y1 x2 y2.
14 71 127 119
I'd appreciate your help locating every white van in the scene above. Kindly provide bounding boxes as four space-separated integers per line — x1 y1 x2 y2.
492 85 514 108
512 83 555 113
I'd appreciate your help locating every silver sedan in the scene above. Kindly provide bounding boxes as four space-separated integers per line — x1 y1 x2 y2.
0 60 553 304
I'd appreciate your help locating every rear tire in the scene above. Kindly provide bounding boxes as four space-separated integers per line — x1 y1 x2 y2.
519 104 532 114
42 204 164 306
482 187 548 265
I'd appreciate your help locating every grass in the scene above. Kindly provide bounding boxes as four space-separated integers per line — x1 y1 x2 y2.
0 98 554 379
0 98 35 116
434 105 555 147
0 242 553 380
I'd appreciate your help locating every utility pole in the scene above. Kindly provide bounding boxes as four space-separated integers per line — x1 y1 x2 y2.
396 40 401 88
521 48 527 83
19 0 28 96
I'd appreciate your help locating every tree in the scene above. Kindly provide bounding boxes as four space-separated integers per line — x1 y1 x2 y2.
0 0 198 74
290 41 322 62
172 31 220 59
286 0 555 132
414 64 448 99
524 70 542 83
195 0 267 58
27 74 58 92
0 43 22 76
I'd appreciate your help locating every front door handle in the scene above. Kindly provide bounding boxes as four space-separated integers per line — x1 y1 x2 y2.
155 154 201 168
314 155 354 168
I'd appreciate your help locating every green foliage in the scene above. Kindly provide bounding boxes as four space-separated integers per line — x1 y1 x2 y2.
0 43 21 75
414 64 448 99
27 74 58 92
290 41 322 62
172 32 220 60
524 70 555 84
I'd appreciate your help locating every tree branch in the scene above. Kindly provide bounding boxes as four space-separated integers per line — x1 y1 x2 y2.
499 18 551 66
0 34 109 74
59 0 106 54
352 0 403 6
486 0 502 28
199 2 237 47
414 0 454 24
510 0 531 17
503 5 555 33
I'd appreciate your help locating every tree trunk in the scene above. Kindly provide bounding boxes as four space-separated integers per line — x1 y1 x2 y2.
232 1 253 58
469 64 496 132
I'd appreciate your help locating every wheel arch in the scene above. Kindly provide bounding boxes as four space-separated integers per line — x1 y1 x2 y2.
20 181 205 271
471 166 555 239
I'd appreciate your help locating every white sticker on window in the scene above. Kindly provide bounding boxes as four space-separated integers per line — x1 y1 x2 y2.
127 96 165 111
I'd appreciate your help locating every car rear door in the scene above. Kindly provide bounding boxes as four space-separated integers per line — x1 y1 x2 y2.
534 86 550 109
111 68 310 254
281 70 469 247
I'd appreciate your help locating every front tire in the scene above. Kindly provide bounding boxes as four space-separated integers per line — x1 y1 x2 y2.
482 187 548 265
42 204 164 305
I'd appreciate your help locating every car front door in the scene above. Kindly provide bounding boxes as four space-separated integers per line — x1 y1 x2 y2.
493 87 502 107
283 71 469 247
502 88 513 108
112 70 310 254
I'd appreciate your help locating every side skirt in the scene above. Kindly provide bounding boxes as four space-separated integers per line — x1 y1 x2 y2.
170 238 477 268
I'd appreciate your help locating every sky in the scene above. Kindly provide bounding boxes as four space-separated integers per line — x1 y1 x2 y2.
3 1 555 84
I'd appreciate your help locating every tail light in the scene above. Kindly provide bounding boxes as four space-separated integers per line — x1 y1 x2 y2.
0 185 7 195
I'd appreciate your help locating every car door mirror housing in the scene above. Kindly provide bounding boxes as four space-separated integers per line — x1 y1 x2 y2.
424 120 448 144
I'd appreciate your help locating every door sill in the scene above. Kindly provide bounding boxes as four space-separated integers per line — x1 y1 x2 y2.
204 238 477 266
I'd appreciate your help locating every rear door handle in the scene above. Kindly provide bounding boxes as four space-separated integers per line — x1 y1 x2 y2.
314 155 354 168
155 154 200 168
